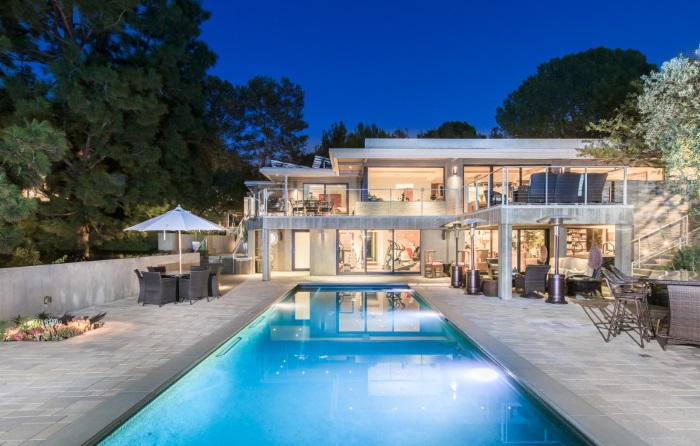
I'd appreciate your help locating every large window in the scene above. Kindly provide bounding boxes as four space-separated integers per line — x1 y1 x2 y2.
338 229 420 274
470 228 548 273
303 183 348 214
367 167 444 202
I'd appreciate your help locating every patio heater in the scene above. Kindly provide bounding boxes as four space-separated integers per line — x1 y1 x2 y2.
537 215 573 304
442 221 464 288
462 218 484 294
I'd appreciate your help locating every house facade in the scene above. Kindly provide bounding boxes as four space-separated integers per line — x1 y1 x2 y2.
244 138 677 299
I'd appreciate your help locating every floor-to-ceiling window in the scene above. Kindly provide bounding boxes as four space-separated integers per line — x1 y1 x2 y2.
338 229 420 274
471 228 548 273
303 183 348 214
367 167 444 202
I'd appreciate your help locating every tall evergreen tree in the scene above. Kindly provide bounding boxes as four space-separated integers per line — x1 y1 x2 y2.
0 120 67 256
315 121 408 157
495 47 656 138
227 76 309 170
0 0 218 260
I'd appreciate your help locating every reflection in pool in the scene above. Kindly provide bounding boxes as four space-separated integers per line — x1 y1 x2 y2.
100 285 589 445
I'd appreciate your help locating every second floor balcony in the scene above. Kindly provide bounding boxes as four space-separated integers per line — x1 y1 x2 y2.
247 166 630 219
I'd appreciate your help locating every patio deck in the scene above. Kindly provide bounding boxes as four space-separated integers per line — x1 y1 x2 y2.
1 273 699 445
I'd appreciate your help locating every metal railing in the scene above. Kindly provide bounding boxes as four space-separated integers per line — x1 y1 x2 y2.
632 215 691 269
248 165 629 218
252 187 462 217
462 165 627 212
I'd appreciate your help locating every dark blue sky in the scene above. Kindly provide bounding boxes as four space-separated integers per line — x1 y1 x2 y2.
201 0 700 148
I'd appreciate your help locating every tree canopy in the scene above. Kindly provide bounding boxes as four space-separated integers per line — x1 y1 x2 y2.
0 0 220 260
315 121 408 157
495 47 656 138
226 76 308 170
0 120 67 255
581 48 700 203
417 121 485 138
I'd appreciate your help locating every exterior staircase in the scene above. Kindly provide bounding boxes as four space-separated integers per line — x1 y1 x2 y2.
632 215 699 275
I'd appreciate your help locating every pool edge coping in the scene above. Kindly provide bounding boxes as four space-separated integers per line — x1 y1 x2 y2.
413 284 649 446
42 282 298 446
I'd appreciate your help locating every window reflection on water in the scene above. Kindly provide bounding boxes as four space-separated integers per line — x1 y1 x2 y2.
259 287 584 445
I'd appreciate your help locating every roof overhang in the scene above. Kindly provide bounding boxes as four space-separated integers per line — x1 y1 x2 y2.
329 138 596 172
260 167 340 181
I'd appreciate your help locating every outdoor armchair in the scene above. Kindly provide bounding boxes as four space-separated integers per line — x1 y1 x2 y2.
142 272 177 307
514 264 551 297
178 268 210 304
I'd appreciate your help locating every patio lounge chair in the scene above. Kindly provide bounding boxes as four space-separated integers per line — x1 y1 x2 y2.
142 272 177 307
178 268 210 304
514 264 551 298
528 172 557 203
583 172 607 203
554 172 583 203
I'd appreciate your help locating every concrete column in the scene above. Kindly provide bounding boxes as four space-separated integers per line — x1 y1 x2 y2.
262 228 270 281
615 224 633 275
498 223 513 299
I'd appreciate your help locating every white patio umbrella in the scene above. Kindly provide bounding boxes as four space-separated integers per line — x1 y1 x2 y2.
124 205 226 274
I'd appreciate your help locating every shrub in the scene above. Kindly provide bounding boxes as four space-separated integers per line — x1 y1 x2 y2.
670 245 700 272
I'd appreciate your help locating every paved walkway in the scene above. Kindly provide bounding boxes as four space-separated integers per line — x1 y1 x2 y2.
0 274 698 445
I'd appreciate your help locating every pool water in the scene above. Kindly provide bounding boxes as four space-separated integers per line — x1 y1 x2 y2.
100 285 589 445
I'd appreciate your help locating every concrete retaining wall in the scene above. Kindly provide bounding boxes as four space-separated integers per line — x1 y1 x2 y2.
0 253 200 320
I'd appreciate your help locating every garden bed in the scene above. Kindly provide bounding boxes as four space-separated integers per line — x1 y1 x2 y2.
1 312 106 342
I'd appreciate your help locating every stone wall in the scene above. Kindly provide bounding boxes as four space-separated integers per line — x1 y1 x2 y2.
0 253 200 320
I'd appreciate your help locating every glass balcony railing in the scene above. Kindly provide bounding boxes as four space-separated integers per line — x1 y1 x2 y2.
464 166 627 212
247 166 628 218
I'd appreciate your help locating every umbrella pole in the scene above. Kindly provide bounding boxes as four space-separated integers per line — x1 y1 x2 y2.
178 230 182 274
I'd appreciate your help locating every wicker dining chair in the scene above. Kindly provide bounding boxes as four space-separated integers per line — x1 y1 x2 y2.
658 285 700 350
134 269 146 304
142 272 177 307
178 269 210 304
208 266 223 300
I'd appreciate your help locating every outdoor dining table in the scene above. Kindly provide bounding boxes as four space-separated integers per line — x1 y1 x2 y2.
645 271 700 350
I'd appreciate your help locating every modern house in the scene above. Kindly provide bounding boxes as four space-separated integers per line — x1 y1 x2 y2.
244 138 682 299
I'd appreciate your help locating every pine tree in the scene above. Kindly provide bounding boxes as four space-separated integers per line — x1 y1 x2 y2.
0 0 218 260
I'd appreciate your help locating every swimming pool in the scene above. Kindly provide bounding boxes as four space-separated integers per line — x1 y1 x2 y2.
100 284 590 445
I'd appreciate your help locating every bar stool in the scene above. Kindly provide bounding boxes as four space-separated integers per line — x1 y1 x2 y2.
602 269 655 348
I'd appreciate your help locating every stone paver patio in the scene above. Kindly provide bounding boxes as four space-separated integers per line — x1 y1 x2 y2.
0 273 699 445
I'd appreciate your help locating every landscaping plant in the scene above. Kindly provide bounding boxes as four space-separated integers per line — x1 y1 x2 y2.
1 312 106 342
670 245 700 272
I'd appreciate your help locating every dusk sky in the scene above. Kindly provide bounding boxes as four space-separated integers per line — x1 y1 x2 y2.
201 0 700 149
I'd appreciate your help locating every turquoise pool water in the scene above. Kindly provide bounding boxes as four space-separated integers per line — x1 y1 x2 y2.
100 284 589 445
